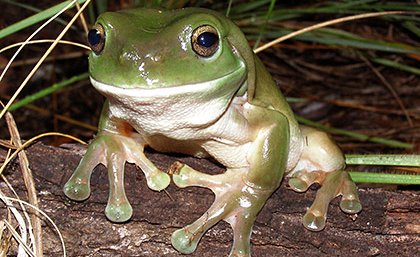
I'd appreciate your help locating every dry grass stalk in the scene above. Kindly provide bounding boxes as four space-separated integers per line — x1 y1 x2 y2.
5 113 43 257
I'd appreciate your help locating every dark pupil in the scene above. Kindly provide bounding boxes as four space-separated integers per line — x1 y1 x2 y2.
197 32 217 48
88 29 101 46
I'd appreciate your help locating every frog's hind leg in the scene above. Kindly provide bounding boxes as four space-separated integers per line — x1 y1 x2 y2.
171 166 271 257
288 126 362 231
170 106 289 256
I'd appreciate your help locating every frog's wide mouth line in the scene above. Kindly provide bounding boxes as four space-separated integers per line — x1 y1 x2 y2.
90 64 246 98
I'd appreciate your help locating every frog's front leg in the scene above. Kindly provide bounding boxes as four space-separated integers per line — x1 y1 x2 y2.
64 101 170 222
288 126 362 231
171 105 289 257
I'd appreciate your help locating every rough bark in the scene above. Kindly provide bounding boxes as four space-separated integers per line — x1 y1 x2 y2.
1 143 419 257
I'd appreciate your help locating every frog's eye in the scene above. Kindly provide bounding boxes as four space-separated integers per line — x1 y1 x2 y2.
87 24 105 55
191 25 219 57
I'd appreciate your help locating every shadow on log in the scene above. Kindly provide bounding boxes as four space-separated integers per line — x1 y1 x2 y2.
2 143 419 256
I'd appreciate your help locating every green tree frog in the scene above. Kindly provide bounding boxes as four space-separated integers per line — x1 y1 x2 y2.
63 8 362 257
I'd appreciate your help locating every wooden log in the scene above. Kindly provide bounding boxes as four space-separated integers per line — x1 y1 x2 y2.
2 143 419 256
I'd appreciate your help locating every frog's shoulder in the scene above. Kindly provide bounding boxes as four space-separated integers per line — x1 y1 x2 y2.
251 55 292 113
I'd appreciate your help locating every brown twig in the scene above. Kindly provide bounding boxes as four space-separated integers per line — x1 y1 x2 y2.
359 54 414 127
5 112 43 257
254 11 408 53
0 140 17 149
75 2 89 34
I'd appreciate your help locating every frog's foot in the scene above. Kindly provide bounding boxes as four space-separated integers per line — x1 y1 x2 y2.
170 163 272 257
288 170 362 231
64 132 170 222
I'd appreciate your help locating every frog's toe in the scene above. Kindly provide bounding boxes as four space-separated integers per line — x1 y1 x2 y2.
169 161 190 188
339 178 362 214
302 211 326 231
288 171 320 193
226 213 256 257
146 171 170 191
105 201 133 223
171 228 201 254
171 162 225 189
302 185 330 231
171 195 256 257
340 198 362 214
300 170 361 231
64 138 103 201
63 180 91 201
288 177 309 192
171 199 226 254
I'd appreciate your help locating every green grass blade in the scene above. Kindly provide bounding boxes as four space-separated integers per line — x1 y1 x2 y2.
353 3 420 12
232 1 420 21
2 0 42 13
229 0 272 14
372 58 420 75
225 0 234 17
0 0 87 40
253 0 276 50
1 0 70 27
95 0 108 15
249 27 420 55
328 0 378 9
87 3 96 24
402 21 420 37
296 116 413 149
285 97 307 103
345 154 420 167
349 171 420 185
317 27 420 54
303 35 419 54
8 73 89 111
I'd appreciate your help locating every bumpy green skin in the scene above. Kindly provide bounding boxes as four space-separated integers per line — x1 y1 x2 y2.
64 8 361 256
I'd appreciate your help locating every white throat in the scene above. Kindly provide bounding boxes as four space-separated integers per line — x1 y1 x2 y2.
90 65 246 137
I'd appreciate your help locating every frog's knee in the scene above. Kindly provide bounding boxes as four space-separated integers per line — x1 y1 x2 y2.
292 126 344 174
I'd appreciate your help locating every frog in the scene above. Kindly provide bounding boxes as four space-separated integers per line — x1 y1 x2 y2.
63 7 362 257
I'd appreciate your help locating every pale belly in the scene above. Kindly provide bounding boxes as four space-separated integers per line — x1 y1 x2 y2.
141 106 254 168
143 134 252 169
109 97 302 173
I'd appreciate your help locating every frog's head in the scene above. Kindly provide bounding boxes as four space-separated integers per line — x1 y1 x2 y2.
87 8 255 100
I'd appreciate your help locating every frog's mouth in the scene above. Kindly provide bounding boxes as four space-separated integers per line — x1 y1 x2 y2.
90 63 246 100
90 64 247 129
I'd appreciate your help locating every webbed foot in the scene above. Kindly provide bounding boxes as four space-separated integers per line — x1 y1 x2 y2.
64 132 170 222
171 163 272 257
289 170 362 231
